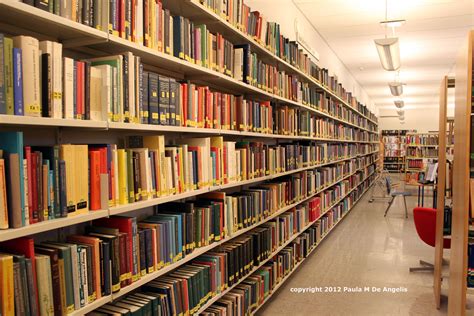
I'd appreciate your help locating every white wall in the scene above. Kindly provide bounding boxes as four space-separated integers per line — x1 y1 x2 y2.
246 0 377 113
378 106 454 132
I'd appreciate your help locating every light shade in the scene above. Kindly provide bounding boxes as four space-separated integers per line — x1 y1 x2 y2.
397 110 404 116
374 38 401 71
394 100 404 108
399 115 405 121
389 82 404 96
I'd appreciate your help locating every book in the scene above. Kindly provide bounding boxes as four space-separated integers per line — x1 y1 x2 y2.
0 253 14 315
12 36 40 117
35 254 55 315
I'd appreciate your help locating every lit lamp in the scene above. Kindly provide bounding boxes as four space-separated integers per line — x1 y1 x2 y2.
399 115 405 121
397 110 404 116
394 100 404 108
374 37 401 71
389 82 404 96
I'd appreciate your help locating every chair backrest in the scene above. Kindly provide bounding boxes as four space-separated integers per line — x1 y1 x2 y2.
413 207 451 249
385 176 392 195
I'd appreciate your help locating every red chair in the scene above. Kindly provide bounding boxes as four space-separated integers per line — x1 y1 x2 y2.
409 207 451 272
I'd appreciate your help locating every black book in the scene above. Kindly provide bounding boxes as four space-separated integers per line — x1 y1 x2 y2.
132 151 141 202
82 0 90 26
34 0 49 11
142 228 153 273
141 70 149 124
148 72 159 125
164 10 171 54
169 78 178 126
158 75 170 125
25 258 39 316
41 53 51 118
173 16 184 59
59 160 70 217
100 240 111 296
138 229 146 277
122 53 130 122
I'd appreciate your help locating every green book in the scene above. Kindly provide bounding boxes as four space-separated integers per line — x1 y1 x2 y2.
132 293 159 316
4 37 13 115
126 149 135 203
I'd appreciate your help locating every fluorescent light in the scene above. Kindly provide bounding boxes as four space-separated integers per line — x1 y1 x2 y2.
394 100 404 108
389 82 404 96
380 19 406 28
374 37 401 71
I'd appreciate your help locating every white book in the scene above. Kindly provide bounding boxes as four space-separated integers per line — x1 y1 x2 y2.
94 64 112 121
35 255 54 315
79 247 88 306
233 48 243 81
52 42 63 119
63 57 75 119
136 0 143 44
165 156 173 195
89 67 104 121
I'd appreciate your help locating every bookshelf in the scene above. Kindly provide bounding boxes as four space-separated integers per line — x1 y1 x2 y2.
382 130 408 172
448 30 473 316
0 1 379 315
404 132 439 184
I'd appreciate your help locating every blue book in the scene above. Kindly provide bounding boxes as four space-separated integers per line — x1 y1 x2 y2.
0 131 25 226
13 48 23 116
155 214 183 257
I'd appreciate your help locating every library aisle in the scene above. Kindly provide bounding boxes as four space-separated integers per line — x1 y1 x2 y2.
257 185 470 316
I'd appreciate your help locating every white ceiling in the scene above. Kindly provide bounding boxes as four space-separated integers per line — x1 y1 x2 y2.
293 0 474 110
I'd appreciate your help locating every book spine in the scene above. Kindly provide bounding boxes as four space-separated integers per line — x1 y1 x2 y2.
148 73 159 125
4 37 13 115
0 34 6 114
158 75 169 125
13 48 23 116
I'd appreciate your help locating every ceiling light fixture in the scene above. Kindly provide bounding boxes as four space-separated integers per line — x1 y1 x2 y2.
397 110 404 116
394 100 404 108
399 115 405 121
389 82 405 96
374 37 401 71
380 19 406 28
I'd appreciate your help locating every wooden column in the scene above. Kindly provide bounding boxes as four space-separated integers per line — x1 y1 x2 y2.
448 30 473 316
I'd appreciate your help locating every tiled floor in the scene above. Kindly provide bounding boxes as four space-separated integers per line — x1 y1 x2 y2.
257 177 473 316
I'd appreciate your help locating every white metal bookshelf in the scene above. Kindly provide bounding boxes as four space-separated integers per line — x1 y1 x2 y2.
0 0 380 314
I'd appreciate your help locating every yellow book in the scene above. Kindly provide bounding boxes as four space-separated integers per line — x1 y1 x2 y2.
117 149 129 205
0 253 14 316
60 144 77 216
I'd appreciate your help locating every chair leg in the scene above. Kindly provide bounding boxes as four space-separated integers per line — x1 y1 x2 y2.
409 266 434 272
419 260 434 267
384 196 395 217
403 196 408 218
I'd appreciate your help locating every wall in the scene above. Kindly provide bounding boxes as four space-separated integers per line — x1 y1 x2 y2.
246 0 377 113
378 106 453 132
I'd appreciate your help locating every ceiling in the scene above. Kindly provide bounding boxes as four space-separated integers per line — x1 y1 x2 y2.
293 0 474 110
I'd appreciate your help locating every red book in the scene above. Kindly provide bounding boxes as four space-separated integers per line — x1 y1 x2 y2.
75 61 85 119
143 0 150 47
24 146 36 224
89 150 101 210
131 0 136 42
197 87 203 127
0 237 40 313
119 0 126 38
223 144 228 184
181 83 187 127
30 152 39 222
99 147 108 174
205 88 212 129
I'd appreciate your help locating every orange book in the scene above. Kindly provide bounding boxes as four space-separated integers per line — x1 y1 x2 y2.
0 253 14 315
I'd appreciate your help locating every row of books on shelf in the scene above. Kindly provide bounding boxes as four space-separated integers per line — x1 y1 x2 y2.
17 0 378 124
0 34 377 135
406 148 438 158
0 130 378 229
0 171 376 315
406 160 424 169
406 134 438 146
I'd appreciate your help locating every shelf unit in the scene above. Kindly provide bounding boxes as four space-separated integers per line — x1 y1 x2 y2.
0 0 380 315
404 132 439 184
448 30 473 316
382 130 409 172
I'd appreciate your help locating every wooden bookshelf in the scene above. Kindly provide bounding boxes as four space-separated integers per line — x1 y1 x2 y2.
382 130 408 172
404 132 439 184
448 30 473 316
0 0 380 314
